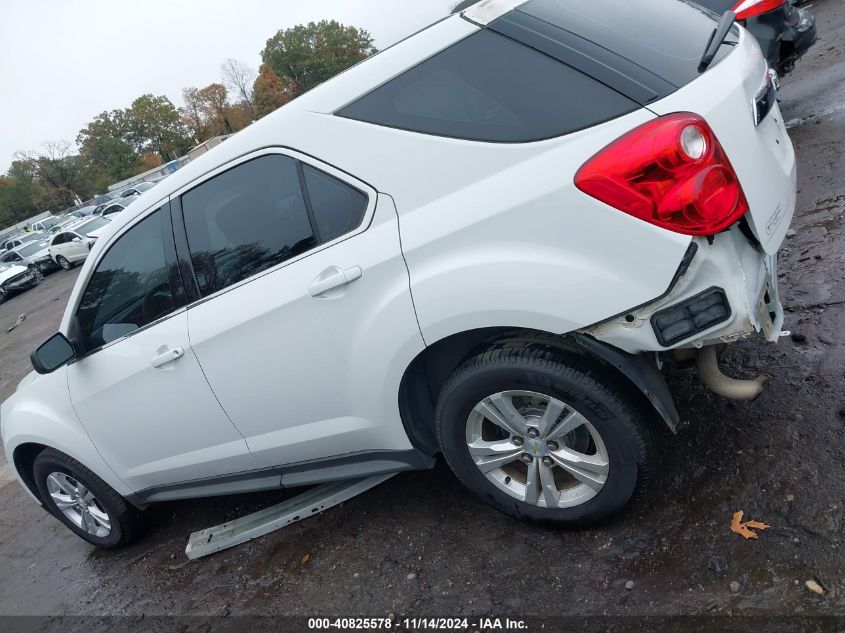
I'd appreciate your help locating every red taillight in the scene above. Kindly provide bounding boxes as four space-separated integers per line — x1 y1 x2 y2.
574 113 749 236
732 0 786 21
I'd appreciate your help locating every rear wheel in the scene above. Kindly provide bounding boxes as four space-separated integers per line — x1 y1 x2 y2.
33 449 143 549
56 256 72 270
435 345 657 526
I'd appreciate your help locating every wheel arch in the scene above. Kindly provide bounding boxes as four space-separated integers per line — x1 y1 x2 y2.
12 442 47 503
398 327 680 455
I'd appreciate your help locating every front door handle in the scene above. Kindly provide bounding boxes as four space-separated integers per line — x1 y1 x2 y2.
309 266 362 297
151 346 184 369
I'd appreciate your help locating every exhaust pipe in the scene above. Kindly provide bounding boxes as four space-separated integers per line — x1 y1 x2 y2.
696 346 767 400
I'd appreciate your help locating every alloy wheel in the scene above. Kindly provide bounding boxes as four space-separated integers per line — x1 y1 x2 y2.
45 472 111 537
465 390 609 508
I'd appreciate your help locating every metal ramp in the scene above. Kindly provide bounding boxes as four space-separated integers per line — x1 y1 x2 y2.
185 474 395 559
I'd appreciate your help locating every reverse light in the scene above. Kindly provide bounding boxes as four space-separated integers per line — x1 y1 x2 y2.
732 0 786 21
574 113 749 236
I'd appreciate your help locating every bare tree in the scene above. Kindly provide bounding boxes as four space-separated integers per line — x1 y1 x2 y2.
221 59 257 119
14 141 86 208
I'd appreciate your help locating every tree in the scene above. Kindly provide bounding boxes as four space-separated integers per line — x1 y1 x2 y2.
261 20 377 94
252 64 296 118
13 142 93 208
221 58 257 118
181 87 208 144
125 95 191 162
0 165 40 227
197 83 232 135
182 83 252 144
77 110 140 190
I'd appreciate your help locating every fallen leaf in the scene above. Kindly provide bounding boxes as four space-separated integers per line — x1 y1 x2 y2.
730 511 770 540
301 553 310 566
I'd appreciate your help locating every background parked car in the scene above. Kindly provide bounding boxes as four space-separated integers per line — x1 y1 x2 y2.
0 261 40 303
696 0 817 75
69 205 98 219
29 216 61 233
97 202 129 218
49 217 83 235
118 181 157 198
0 239 59 276
3 232 43 251
48 217 111 270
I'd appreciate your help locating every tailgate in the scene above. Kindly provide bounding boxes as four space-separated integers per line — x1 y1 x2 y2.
645 29 797 254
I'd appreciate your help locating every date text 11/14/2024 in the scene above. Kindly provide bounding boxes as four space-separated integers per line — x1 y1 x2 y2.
307 617 528 630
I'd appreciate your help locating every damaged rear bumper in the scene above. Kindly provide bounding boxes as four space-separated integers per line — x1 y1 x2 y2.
581 225 785 355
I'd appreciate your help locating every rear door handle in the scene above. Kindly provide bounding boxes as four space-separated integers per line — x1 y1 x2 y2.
309 266 362 297
151 346 184 369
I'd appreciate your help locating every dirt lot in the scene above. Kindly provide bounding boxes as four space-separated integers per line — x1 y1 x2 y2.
1 2 844 627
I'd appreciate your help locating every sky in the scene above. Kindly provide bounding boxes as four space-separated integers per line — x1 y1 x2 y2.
0 0 455 174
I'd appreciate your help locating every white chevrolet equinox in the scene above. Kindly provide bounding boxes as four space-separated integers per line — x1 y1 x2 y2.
2 0 796 548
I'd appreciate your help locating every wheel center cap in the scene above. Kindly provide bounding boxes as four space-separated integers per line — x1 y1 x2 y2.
525 439 545 457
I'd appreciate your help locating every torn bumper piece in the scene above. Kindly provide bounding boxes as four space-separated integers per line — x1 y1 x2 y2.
582 225 785 354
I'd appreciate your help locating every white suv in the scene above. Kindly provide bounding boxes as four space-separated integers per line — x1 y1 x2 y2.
1 0 796 549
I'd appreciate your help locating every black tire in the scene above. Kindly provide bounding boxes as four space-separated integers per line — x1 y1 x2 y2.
56 256 72 270
33 448 143 549
435 344 657 527
28 265 43 282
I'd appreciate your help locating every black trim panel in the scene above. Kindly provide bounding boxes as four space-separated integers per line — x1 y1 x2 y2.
128 449 435 506
571 334 681 432
169 196 202 304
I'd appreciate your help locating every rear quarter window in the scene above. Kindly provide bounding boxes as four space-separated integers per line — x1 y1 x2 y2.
337 29 637 142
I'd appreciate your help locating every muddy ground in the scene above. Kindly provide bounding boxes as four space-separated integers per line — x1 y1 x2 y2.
1 1 843 627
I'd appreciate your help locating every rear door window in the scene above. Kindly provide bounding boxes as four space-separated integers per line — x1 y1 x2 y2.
337 29 637 142
181 155 316 298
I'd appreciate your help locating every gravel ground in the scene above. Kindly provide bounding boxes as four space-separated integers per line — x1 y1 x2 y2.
1 2 844 627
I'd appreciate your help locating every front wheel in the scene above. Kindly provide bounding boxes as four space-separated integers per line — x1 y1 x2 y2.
33 449 143 549
28 265 43 282
435 345 657 526
56 256 72 271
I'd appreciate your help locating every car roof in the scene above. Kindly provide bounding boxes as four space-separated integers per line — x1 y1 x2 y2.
96 13 482 240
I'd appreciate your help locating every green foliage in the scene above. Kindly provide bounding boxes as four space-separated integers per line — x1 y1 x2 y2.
126 95 192 161
261 20 377 94
77 112 140 190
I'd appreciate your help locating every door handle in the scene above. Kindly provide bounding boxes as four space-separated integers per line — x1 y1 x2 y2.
151 346 184 369
308 266 362 297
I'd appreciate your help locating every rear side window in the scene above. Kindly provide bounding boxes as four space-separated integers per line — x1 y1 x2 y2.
181 155 316 298
337 30 637 142
303 165 368 243
76 210 178 352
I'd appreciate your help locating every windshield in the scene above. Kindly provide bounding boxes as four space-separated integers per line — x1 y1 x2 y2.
41 217 60 228
20 233 41 244
76 218 110 235
18 241 48 257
